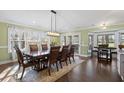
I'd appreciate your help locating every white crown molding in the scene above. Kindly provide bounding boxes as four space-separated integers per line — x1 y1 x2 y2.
72 22 124 32
0 19 48 32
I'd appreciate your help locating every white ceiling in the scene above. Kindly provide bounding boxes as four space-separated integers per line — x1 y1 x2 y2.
0 10 124 32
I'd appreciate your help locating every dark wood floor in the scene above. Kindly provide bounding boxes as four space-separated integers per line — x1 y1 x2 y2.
0 62 16 73
56 57 122 82
0 57 122 82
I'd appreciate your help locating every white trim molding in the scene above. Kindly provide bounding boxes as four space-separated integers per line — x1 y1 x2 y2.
0 46 8 48
0 59 17 65
79 54 90 57
80 45 88 47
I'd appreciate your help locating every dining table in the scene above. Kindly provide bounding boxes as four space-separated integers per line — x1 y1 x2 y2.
23 50 50 71
23 48 63 71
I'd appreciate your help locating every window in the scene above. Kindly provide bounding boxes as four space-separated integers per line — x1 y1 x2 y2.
73 35 79 44
67 36 72 45
73 35 79 54
107 34 115 47
97 35 105 45
120 33 124 45
61 36 66 45
97 34 115 47
8 26 48 57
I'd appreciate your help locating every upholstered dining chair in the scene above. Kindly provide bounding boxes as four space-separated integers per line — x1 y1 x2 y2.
41 44 48 51
47 46 60 76
14 46 38 79
58 46 69 68
29 44 38 52
67 45 75 63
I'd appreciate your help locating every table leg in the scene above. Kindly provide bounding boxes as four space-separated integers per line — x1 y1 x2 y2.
110 49 112 62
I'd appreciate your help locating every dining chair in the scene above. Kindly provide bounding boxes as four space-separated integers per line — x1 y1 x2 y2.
29 44 43 69
14 46 38 79
29 44 38 52
41 44 48 51
47 46 60 76
67 45 75 63
97 47 111 62
58 46 69 68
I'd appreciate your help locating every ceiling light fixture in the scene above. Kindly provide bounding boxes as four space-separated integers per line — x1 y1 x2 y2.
47 10 60 37
100 23 107 30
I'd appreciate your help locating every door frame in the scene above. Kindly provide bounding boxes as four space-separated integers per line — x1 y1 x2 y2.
60 32 81 55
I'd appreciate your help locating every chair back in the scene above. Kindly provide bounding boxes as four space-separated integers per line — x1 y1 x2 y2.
70 45 75 56
29 44 38 52
49 46 60 64
61 46 69 61
14 46 24 66
98 48 108 54
42 44 48 51
98 47 109 60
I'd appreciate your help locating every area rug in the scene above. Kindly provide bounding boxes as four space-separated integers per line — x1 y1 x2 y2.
0 57 85 82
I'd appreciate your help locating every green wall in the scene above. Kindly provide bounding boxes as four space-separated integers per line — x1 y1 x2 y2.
80 31 89 55
0 22 10 61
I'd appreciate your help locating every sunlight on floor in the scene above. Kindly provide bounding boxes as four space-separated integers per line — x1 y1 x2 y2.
0 56 84 82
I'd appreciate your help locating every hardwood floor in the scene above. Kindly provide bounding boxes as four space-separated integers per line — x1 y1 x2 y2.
56 57 122 82
0 57 122 82
0 62 16 73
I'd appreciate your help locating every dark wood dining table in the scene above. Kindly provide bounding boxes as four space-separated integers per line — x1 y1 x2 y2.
94 46 117 62
23 48 63 71
23 50 50 71
24 50 50 58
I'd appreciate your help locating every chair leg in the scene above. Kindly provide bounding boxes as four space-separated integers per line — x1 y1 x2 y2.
48 66 51 76
56 62 59 71
69 57 71 64
20 67 25 80
72 56 75 62
65 60 68 66
15 64 21 79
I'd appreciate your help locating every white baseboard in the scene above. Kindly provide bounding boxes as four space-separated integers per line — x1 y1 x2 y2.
79 54 90 57
0 59 17 65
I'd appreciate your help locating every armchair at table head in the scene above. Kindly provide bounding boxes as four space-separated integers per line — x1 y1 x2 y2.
29 44 38 52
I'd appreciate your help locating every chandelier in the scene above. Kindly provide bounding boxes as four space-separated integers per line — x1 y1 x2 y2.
47 10 60 37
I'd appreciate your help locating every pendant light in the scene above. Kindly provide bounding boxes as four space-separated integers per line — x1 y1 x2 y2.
47 10 60 37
